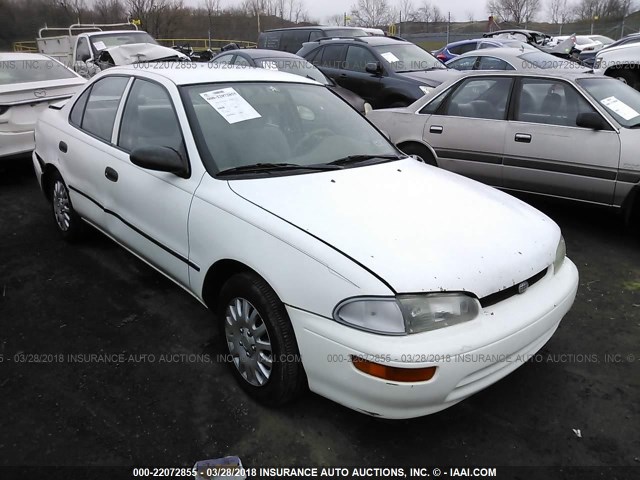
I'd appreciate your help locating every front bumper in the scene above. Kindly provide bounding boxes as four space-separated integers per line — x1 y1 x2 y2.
0 130 35 160
289 258 579 419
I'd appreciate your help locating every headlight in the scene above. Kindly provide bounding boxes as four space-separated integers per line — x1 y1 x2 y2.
363 102 373 115
419 85 433 96
553 235 566 273
333 293 479 335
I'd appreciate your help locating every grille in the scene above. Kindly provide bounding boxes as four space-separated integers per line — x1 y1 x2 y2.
479 267 549 308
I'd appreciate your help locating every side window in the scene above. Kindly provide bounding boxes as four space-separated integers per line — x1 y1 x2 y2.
344 46 377 72
477 56 512 71
211 54 234 65
419 92 448 115
305 48 321 64
449 42 477 55
118 79 185 157
448 56 477 71
444 77 513 120
280 30 310 52
69 87 91 127
309 31 323 42
80 76 129 142
320 45 345 69
516 79 597 127
263 32 280 49
234 56 250 66
76 37 91 61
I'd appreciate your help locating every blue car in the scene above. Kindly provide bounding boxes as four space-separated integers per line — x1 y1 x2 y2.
432 38 534 62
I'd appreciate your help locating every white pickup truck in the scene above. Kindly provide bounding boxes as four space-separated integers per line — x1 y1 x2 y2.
36 22 188 78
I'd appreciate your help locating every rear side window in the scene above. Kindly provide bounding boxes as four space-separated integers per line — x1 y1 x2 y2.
260 32 280 49
280 30 311 53
449 42 477 55
69 87 91 127
448 56 477 70
477 56 514 70
80 76 129 142
118 79 185 158
444 77 513 120
344 46 377 72
309 31 323 41
320 45 345 68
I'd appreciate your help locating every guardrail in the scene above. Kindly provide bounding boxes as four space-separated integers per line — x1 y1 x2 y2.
14 38 256 53
13 41 38 52
156 38 257 51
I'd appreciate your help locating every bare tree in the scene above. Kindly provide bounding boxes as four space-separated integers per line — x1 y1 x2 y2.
398 0 418 21
486 0 541 24
548 0 575 23
327 13 344 25
573 0 632 20
418 2 445 23
350 0 395 26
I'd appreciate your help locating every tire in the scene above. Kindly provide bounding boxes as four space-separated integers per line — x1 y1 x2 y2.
607 68 640 91
398 143 437 166
50 172 85 242
218 272 306 406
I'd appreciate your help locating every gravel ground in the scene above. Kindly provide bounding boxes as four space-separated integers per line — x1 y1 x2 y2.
0 162 638 478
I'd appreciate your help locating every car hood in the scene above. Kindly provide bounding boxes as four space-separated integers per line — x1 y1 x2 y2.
228 159 559 297
397 69 461 86
100 43 189 65
329 84 366 111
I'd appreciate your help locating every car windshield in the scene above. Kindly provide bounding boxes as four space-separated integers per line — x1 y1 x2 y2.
578 77 640 128
181 82 398 175
373 43 445 72
0 59 77 85
519 51 575 68
90 32 157 51
258 58 329 85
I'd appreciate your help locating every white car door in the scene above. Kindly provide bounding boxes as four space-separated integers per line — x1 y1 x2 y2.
421 76 513 187
503 77 620 204
61 76 130 227
103 77 201 288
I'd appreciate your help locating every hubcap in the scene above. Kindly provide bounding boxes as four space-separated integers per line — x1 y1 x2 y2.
224 297 273 387
53 181 71 232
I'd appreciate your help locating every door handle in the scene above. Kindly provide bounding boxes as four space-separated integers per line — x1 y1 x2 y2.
58 141 67 153
105 166 118 182
430 125 444 134
515 133 532 143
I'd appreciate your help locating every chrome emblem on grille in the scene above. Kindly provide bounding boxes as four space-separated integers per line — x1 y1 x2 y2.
518 281 529 294
34 89 47 98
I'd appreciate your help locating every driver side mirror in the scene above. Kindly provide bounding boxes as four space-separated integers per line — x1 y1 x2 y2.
365 62 382 75
130 146 189 178
576 112 607 130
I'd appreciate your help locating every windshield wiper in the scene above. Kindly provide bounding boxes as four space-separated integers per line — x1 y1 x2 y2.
217 162 342 176
326 154 404 167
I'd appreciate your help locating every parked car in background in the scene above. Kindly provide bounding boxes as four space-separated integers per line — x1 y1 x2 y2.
298 36 459 108
257 26 367 54
36 22 186 78
483 29 552 47
367 71 640 225
446 48 589 72
32 63 578 419
432 38 535 62
0 52 85 161
552 35 612 53
594 42 640 91
210 49 371 114
580 33 640 67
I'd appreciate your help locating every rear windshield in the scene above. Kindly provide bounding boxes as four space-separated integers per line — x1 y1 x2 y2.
0 59 77 85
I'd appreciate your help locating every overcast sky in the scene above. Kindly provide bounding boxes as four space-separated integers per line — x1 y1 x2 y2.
181 0 490 24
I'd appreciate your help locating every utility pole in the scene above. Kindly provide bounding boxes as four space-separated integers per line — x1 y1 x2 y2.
621 14 626 39
399 11 402 36
446 12 450 45
257 12 261 34
344 12 347 26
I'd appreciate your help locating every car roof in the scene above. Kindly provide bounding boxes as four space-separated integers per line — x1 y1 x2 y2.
0 52 57 61
309 36 408 47
443 69 599 82
233 49 304 60
458 47 527 59
105 63 320 86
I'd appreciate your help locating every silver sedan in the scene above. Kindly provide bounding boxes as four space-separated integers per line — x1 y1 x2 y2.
367 70 640 223
445 47 588 72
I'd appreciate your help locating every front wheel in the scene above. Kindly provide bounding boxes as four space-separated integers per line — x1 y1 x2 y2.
398 143 437 166
50 172 85 242
218 272 306 406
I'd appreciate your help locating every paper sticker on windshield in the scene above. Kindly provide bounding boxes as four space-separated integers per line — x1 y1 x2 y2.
600 96 640 121
200 88 261 124
93 41 107 51
261 61 278 70
380 52 400 63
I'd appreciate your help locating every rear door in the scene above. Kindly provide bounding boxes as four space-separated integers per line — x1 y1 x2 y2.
503 77 620 204
315 44 347 83
61 75 130 226
421 76 513 186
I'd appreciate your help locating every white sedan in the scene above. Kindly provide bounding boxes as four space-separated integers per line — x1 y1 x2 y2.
33 64 578 419
0 52 85 161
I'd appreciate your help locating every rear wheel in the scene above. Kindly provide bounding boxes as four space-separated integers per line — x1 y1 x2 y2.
398 142 437 166
607 67 640 91
50 172 85 242
218 272 306 406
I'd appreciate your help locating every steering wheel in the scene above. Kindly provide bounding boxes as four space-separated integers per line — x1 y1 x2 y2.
294 128 334 155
